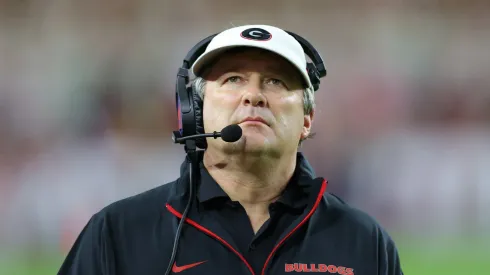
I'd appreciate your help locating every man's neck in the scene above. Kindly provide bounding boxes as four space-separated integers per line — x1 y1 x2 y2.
202 150 297 206
202 150 297 233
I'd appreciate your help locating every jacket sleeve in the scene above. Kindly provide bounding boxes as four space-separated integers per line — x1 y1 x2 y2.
378 227 404 275
58 213 116 275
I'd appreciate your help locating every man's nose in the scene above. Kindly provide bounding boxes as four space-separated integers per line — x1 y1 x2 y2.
241 77 267 107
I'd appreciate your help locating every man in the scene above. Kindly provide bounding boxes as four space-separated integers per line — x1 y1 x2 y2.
58 25 403 275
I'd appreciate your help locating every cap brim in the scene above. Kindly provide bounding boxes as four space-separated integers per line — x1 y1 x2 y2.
191 45 312 88
191 45 240 76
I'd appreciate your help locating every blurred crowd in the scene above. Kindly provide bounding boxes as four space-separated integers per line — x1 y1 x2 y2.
0 0 489 260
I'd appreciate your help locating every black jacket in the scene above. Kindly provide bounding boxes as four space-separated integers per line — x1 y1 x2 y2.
59 152 403 275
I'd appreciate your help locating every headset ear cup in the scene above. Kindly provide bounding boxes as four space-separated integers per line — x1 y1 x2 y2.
306 63 321 91
191 87 207 149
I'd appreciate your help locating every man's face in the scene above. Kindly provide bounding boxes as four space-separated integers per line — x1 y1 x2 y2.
201 48 314 156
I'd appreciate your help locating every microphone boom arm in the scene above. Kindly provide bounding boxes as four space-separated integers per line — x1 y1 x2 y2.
172 131 221 144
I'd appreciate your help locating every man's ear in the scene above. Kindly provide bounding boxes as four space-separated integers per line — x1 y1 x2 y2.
300 108 314 140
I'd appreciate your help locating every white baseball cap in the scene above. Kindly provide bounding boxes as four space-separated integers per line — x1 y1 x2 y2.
191 24 312 89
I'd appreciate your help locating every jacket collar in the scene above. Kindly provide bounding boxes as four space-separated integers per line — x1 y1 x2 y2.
197 152 316 210
168 151 323 213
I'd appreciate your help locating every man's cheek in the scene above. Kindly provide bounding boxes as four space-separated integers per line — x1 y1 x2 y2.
203 110 230 132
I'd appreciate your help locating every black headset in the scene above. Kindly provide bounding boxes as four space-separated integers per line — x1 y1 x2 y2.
173 29 327 150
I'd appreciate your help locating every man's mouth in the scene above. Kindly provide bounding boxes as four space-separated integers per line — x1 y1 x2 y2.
240 117 269 126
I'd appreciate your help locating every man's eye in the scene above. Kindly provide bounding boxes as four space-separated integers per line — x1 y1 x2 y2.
226 76 241 83
266 78 283 86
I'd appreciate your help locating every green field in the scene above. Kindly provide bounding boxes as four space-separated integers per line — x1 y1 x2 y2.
397 237 490 275
1 236 489 275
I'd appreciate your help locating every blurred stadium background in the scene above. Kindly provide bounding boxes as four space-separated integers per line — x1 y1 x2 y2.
1 0 489 274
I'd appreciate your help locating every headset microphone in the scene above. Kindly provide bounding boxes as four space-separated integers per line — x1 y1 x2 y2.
172 124 242 144
220 124 243 142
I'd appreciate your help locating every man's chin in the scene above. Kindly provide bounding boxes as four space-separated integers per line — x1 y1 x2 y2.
241 132 272 145
234 136 279 153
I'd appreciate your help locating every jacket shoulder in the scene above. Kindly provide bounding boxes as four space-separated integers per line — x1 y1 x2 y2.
322 192 390 235
319 194 403 274
95 179 179 222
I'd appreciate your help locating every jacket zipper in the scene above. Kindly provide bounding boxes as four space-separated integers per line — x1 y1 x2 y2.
260 179 327 275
